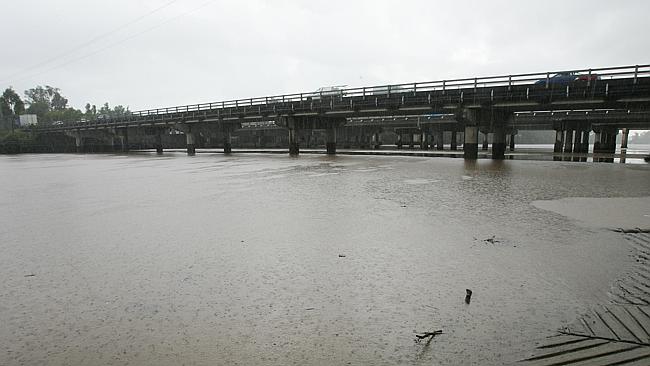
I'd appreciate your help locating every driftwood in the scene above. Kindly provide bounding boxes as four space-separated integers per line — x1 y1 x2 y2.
415 330 443 342
612 228 650 233
465 289 473 304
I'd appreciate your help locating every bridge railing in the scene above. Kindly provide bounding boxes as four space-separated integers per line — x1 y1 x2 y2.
43 64 650 129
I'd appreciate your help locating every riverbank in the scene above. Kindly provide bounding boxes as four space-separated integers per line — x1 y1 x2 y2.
522 197 650 365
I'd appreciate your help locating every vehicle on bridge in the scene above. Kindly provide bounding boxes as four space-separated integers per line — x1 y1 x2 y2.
312 85 347 100
535 72 600 85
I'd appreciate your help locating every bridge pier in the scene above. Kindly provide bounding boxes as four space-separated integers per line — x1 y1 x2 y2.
481 132 489 150
185 131 196 155
564 129 574 153
435 131 444 150
326 123 337 155
593 131 602 153
155 132 163 154
464 126 479 160
287 117 299 155
492 127 506 160
372 132 381 149
420 131 428 150
450 131 458 151
573 129 583 153
621 128 629 149
224 130 232 154
554 129 564 153
581 130 590 153
119 129 129 152
74 134 83 153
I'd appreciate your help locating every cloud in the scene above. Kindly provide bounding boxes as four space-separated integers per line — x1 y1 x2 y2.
1 0 648 110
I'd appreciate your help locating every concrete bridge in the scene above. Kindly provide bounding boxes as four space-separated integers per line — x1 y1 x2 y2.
30 64 650 159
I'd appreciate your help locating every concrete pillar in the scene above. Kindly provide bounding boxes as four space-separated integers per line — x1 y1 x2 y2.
106 136 115 152
608 129 619 153
481 132 489 150
186 131 196 155
326 124 336 155
581 130 590 153
573 130 582 153
554 130 564 153
75 135 83 153
621 128 629 149
224 130 232 154
593 131 602 153
288 117 299 155
436 131 444 150
373 132 381 149
155 132 163 154
563 129 574 153
464 126 479 160
509 133 515 151
121 130 129 152
450 131 458 151
492 127 506 160
420 131 428 150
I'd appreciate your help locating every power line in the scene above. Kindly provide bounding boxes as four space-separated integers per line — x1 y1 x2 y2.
0 0 181 84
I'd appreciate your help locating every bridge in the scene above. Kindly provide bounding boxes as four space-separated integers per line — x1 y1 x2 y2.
30 64 650 159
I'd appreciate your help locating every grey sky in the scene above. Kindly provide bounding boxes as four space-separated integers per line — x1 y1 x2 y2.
1 0 649 111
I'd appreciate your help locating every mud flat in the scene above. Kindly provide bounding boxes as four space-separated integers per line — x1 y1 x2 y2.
524 197 650 365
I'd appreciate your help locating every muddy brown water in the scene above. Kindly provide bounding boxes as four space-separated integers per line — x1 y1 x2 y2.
1 153 649 365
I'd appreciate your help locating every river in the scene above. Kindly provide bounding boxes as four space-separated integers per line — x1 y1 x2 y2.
1 153 649 365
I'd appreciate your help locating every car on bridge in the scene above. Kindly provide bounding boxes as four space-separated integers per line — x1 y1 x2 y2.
535 72 600 86
312 85 347 100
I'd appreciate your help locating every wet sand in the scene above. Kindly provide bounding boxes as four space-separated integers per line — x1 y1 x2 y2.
1 154 649 365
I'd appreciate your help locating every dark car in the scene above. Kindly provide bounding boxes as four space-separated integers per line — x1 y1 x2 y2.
535 72 600 86
534 72 578 86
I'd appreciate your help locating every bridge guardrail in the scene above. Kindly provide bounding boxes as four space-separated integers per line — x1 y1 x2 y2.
37 64 650 129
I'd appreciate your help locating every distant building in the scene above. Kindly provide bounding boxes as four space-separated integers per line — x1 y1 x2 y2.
19 114 38 126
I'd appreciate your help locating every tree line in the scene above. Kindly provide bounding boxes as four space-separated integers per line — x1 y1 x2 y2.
0 85 130 130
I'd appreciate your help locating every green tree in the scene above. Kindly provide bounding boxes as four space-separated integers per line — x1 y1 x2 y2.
0 87 25 130
97 102 130 118
24 85 69 117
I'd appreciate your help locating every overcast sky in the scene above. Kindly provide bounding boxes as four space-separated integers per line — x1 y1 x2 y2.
1 0 649 111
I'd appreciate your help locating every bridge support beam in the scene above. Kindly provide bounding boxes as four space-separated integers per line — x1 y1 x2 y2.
621 128 629 149
564 129 574 153
326 124 336 154
450 131 458 151
464 126 479 160
155 132 163 154
420 131 428 150
573 129 583 153
186 131 196 156
75 135 83 153
593 131 602 153
224 130 232 154
553 130 562 153
481 132 488 150
373 132 381 149
288 117 299 155
492 127 506 160
581 130 590 153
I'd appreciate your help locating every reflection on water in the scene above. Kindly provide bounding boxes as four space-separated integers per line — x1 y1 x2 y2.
1 153 649 365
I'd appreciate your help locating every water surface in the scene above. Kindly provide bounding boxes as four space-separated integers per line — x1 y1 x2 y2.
1 153 649 365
